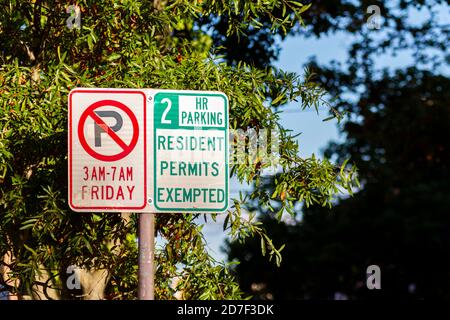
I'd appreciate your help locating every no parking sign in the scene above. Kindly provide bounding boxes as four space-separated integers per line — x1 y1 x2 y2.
68 88 147 211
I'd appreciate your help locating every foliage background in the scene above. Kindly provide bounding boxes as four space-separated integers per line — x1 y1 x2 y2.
0 0 358 299
226 0 450 299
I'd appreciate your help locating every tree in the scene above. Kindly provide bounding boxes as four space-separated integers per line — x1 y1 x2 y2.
225 0 450 299
227 69 450 299
0 1 356 299
199 0 449 68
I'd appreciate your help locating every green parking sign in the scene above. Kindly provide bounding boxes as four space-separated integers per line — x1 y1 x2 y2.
152 90 229 213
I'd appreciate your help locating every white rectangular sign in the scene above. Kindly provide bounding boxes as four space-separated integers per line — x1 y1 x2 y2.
68 88 147 212
68 88 229 213
150 90 229 213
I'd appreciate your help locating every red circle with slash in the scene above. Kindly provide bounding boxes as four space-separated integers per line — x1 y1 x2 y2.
78 100 139 162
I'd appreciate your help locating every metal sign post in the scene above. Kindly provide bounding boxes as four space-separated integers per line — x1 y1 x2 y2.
138 213 155 300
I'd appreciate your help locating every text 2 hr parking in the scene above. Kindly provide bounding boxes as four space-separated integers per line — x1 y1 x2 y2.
82 166 133 181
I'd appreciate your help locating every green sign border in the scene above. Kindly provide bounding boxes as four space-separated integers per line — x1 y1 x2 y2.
153 91 229 212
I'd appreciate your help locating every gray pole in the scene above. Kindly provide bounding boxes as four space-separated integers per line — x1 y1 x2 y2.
138 213 155 300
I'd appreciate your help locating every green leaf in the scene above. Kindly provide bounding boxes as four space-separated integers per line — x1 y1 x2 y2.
23 243 38 256
107 53 121 61
260 236 266 256
322 115 335 122
83 237 94 254
271 93 285 105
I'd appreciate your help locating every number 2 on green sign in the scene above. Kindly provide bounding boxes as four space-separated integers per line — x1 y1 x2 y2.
161 98 172 124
